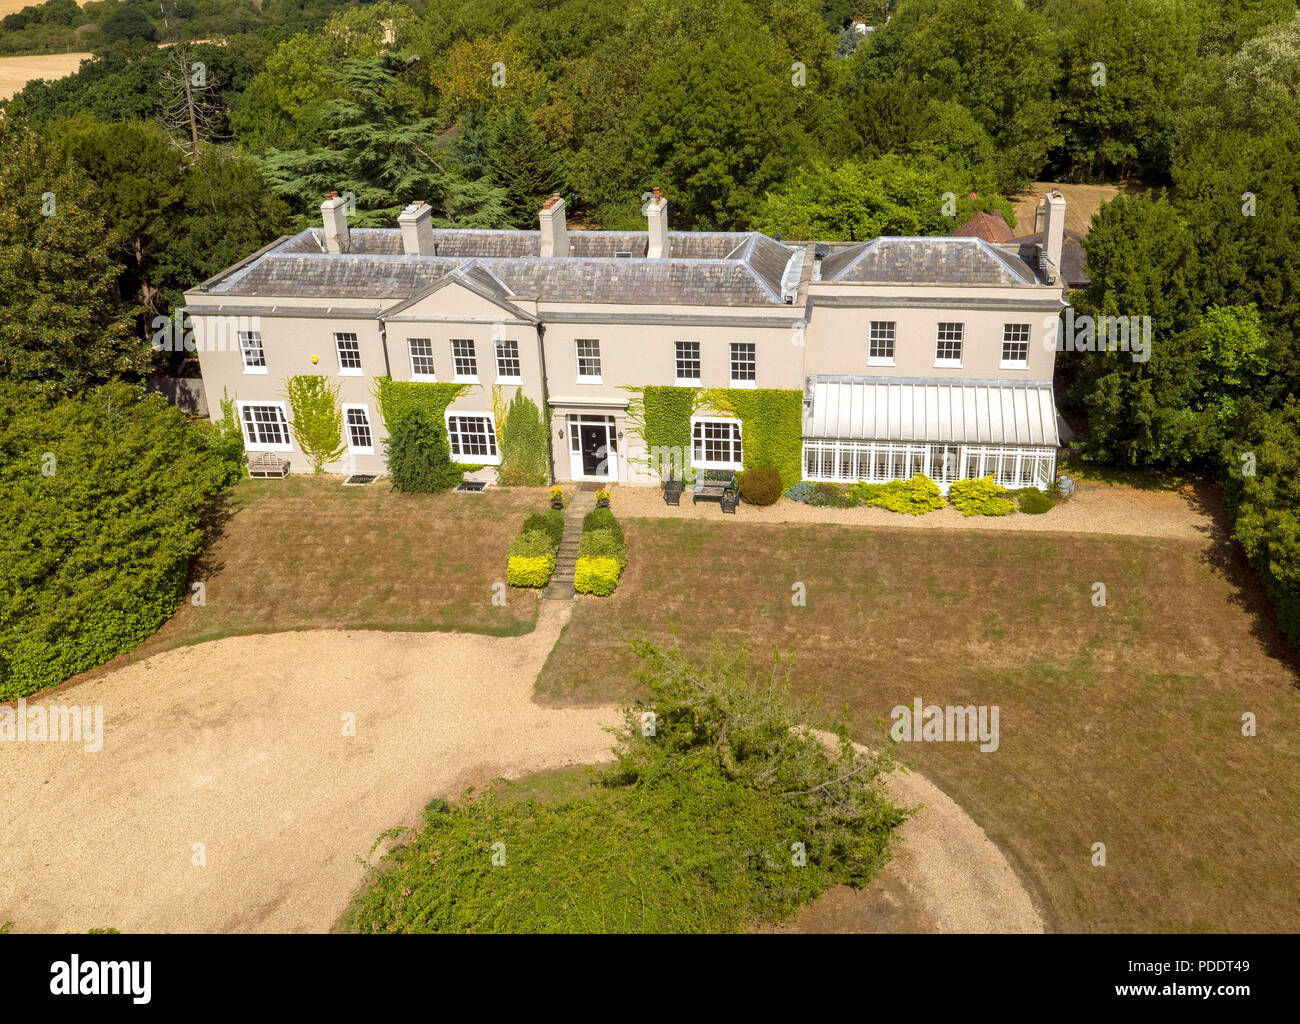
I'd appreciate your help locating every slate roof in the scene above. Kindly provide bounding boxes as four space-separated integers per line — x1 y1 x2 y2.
1003 230 1090 289
819 237 1039 286
201 228 802 307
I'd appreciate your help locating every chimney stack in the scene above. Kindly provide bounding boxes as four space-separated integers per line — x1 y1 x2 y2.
398 201 435 256
1041 189 1066 284
539 193 568 258
321 191 350 254
646 186 669 258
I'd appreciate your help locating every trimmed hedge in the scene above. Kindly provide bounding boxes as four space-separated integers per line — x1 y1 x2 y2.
506 508 564 588
738 466 782 505
576 506 627 595
1015 488 1055 514
0 383 242 697
949 476 1015 516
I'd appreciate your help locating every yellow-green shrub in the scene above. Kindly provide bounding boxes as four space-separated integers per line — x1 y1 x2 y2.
949 476 1015 516
575 556 622 596
508 554 556 588
866 474 944 515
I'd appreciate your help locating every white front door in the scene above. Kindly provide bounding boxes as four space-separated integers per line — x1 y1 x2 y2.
567 415 618 481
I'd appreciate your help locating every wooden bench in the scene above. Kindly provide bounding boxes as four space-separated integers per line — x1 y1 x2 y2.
248 452 290 478
692 470 737 506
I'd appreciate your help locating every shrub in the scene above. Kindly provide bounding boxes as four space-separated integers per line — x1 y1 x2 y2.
1015 488 1055 514
738 466 782 505
949 476 1015 516
0 383 241 697
575 507 626 595
845 481 887 505
865 475 944 515
808 482 854 507
507 554 556 588
785 481 815 503
506 508 563 588
385 408 463 493
574 556 622 596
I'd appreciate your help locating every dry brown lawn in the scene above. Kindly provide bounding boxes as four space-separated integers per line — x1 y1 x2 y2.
0 52 92 99
1009 181 1144 236
88 476 549 678
535 517 1300 933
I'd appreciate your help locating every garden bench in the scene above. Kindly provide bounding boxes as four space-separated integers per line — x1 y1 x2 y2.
663 477 684 505
692 470 737 506
248 452 290 478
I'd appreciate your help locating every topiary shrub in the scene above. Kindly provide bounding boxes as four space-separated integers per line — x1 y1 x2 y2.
574 556 622 596
507 553 557 587
575 507 627 595
949 476 1015 516
866 474 944 515
522 509 564 548
738 466 782 505
1015 488 1055 514
385 408 464 492
506 508 564 588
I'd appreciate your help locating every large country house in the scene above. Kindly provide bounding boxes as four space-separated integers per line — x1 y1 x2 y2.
185 188 1068 492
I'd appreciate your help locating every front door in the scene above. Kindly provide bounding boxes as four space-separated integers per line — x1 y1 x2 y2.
580 423 609 477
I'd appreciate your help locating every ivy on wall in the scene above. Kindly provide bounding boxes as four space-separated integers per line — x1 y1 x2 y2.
625 384 804 488
702 388 804 489
498 393 550 486
373 378 470 432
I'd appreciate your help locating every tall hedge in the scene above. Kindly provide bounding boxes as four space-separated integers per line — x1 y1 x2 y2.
0 382 242 697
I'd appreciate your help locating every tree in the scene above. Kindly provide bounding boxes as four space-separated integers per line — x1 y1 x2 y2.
99 5 157 42
1054 0 1200 180
850 0 1061 189
0 120 141 392
255 54 507 226
284 375 346 474
385 408 464 493
754 155 1013 241
487 105 562 229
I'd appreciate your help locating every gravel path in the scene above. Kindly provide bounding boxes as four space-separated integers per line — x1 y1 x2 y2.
615 480 1221 543
1 601 1045 934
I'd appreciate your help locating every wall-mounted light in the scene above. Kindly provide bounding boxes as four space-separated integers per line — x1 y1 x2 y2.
557 429 564 440
617 431 624 440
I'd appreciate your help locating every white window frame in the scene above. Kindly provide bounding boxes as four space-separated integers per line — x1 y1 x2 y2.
868 321 895 367
334 332 363 376
675 340 701 385
342 403 374 456
495 339 522 384
408 338 436 381
575 339 602 384
239 331 267 374
451 338 478 383
443 411 500 465
1000 323 1031 370
934 322 964 368
236 401 291 453
729 342 757 388
690 415 744 471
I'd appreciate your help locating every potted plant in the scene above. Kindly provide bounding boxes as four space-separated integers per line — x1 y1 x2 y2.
595 487 611 508
549 485 565 509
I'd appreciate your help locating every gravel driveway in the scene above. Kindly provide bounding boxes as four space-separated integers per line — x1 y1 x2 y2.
1 601 1043 933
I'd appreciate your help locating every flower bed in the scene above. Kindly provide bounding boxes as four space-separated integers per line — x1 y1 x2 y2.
506 509 564 588
574 507 627 596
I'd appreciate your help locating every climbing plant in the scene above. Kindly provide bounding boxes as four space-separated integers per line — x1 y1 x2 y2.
373 378 470 433
498 393 550 486
284 374 346 474
700 388 803 489
624 385 703 478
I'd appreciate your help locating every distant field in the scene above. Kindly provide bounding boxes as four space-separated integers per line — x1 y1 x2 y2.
0 0 89 14
0 52 92 99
